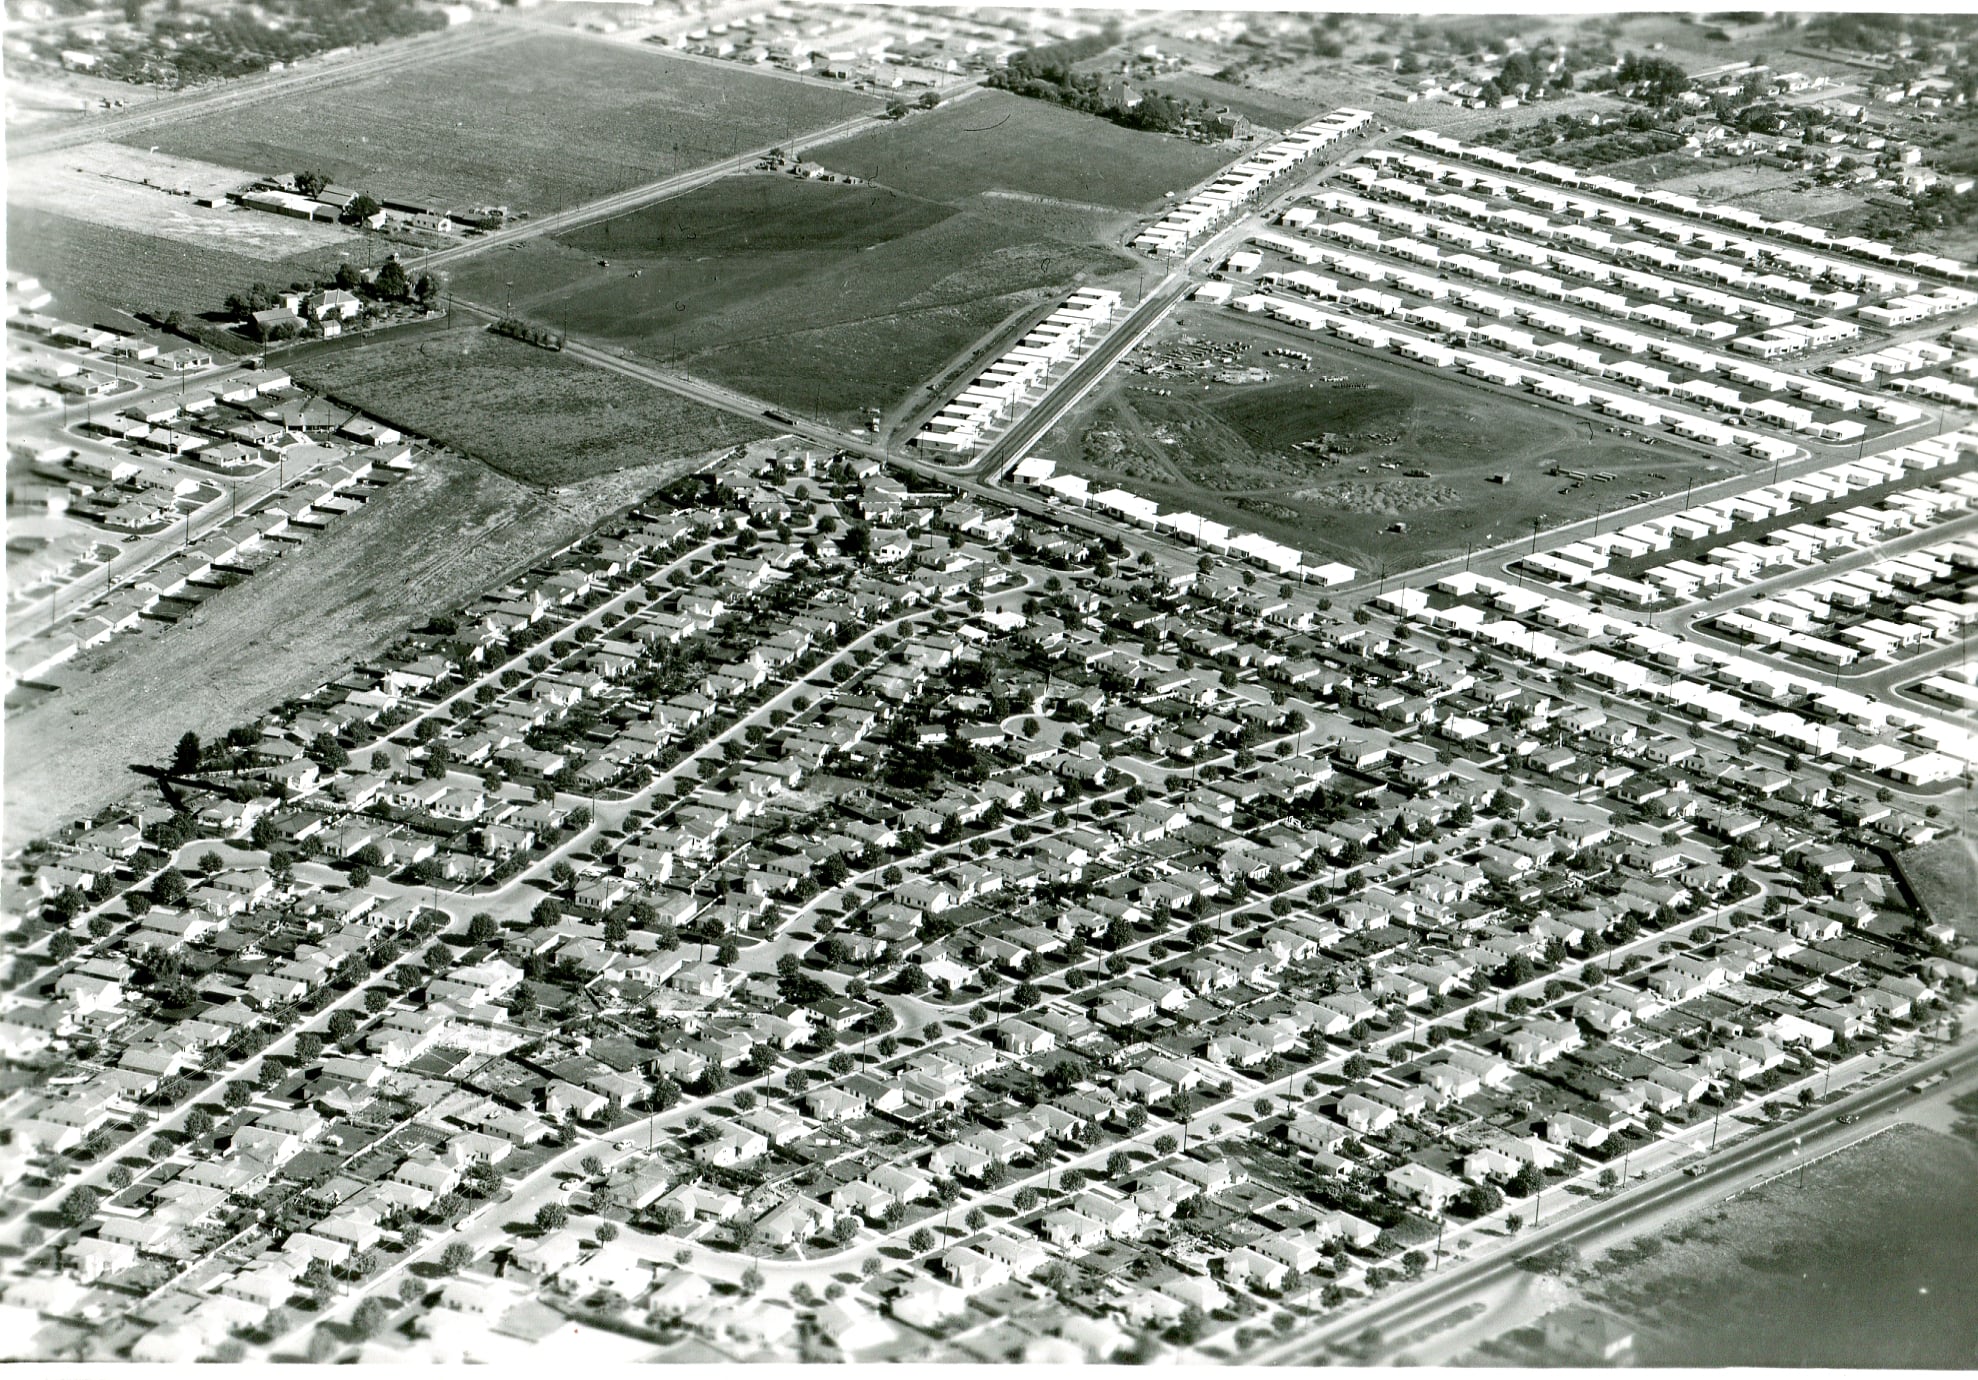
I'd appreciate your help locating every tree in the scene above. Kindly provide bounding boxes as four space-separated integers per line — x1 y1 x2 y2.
343 192 382 225
294 169 331 198
222 1080 253 1110
740 1263 764 1296
595 1222 618 1244
171 731 202 776
1107 1149 1133 1178
306 1328 341 1364
47 931 79 964
581 1154 605 1179
1154 1133 1178 1156
439 1243 473 1274
328 1010 358 1043
152 868 189 909
1013 1186 1042 1212
59 1186 100 1228
414 273 440 309
351 1296 391 1339
1509 1163 1544 1198
184 1107 215 1139
468 913 501 946
909 1226 935 1253
831 1214 860 1246
295 1032 325 1062
1458 1183 1503 1218
965 1206 987 1232
373 256 411 301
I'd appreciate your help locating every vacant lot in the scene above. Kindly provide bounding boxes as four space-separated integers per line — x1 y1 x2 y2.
1148 74 1320 131
294 325 768 487
1895 835 1978 938
127 32 878 215
822 89 1234 211
1037 305 1728 572
13 142 358 261
448 173 1129 426
4 444 720 845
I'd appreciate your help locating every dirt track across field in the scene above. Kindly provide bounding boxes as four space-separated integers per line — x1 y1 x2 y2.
3 448 716 845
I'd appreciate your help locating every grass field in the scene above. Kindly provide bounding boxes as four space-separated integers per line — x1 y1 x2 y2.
447 172 1132 426
820 89 1236 211
292 325 768 487
1035 304 1731 573
6 204 384 330
126 32 878 216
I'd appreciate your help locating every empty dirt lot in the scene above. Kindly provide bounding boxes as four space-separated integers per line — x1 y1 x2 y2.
3 446 721 844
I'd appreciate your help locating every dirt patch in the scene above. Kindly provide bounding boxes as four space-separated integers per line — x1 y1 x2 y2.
1036 304 1728 573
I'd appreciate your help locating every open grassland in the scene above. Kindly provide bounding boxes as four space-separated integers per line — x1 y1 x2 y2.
1896 835 1978 939
293 325 768 487
4 448 714 846
448 175 1128 426
1037 306 1725 573
125 32 877 215
820 89 1235 211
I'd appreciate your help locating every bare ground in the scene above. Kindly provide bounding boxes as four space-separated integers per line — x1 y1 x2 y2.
2 448 718 845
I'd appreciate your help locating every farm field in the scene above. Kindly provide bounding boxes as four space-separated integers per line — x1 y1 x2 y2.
5 205 381 334
446 172 1132 427
1034 305 1730 573
123 32 879 217
293 325 768 488
3 445 711 846
820 89 1236 211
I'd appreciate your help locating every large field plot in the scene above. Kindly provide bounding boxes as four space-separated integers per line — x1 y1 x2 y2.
448 173 1130 426
126 33 878 216
294 326 768 488
1035 305 1730 573
820 89 1235 211
6 205 377 330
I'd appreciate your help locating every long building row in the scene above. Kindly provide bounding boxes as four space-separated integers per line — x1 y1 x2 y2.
914 288 1122 455
1130 107 1373 257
